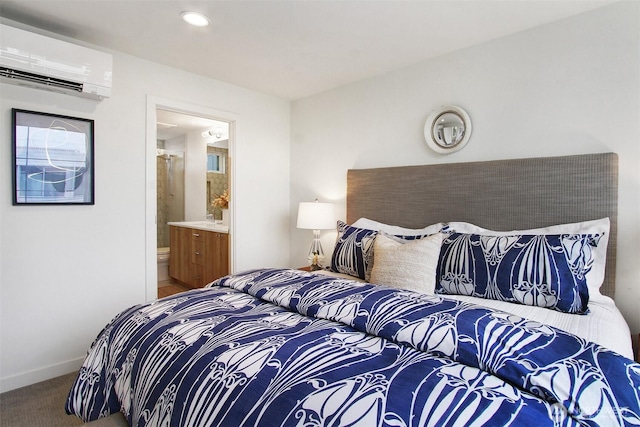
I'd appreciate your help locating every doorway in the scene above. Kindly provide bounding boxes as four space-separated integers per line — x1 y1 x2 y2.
156 149 184 249
146 97 237 302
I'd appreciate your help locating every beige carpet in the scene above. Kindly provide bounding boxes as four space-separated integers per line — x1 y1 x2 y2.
0 373 127 427
0 372 82 427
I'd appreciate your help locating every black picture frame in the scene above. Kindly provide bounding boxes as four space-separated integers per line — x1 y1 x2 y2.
12 109 95 205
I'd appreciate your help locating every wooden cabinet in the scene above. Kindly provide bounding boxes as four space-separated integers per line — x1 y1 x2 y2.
169 225 229 288
169 226 191 284
205 230 229 283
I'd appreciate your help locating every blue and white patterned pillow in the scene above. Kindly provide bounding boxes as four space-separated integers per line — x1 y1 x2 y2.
443 218 610 300
352 217 443 237
330 221 438 281
330 221 377 281
435 232 604 314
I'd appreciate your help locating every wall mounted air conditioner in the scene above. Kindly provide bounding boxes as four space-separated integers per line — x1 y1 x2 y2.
0 24 112 100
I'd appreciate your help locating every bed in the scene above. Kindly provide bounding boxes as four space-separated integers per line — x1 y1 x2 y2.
67 153 640 426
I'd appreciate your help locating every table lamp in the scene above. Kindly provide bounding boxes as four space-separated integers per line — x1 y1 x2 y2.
296 199 335 270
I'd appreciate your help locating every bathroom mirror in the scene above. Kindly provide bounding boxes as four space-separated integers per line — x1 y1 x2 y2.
424 105 472 154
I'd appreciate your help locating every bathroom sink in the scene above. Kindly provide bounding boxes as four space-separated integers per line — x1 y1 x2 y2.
167 221 229 233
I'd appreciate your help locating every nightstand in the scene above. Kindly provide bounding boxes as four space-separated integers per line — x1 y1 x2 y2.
298 266 324 272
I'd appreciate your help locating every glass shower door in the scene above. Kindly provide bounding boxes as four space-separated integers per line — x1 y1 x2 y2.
157 149 185 248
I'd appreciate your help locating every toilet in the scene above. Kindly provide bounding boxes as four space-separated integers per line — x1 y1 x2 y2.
157 247 170 282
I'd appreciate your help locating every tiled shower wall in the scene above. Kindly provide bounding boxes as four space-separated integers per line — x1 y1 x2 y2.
207 146 229 220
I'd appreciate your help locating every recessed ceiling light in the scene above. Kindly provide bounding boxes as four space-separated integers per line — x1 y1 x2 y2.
180 11 210 27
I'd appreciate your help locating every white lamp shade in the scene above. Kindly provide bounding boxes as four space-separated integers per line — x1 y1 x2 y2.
297 201 335 230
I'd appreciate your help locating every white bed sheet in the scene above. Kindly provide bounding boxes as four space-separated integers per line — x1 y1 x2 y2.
443 294 633 360
312 269 633 360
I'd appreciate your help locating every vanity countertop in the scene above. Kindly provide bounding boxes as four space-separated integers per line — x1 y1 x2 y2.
168 221 229 234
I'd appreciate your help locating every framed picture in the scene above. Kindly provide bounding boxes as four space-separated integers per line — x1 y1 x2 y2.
12 109 94 205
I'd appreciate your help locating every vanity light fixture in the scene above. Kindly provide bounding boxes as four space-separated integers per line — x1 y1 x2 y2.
180 11 211 27
297 199 335 271
202 129 223 139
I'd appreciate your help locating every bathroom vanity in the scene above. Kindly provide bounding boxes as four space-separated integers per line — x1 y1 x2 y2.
168 222 229 288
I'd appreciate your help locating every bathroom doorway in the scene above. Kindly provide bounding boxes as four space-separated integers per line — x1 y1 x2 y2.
155 108 230 293
146 97 237 302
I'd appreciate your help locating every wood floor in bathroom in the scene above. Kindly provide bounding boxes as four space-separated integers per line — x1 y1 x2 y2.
158 279 191 298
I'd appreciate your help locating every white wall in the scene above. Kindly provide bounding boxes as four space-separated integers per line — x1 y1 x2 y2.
183 129 208 222
0 41 291 391
291 2 640 335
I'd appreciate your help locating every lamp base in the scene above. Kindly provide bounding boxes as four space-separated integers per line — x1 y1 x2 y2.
306 231 326 271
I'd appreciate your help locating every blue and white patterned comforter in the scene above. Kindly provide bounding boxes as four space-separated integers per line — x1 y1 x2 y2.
66 268 640 426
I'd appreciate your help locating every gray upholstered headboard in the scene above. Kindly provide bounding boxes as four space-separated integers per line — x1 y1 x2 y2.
347 153 618 297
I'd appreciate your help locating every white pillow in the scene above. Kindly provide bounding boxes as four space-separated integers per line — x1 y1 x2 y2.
352 217 442 237
369 232 443 295
446 218 610 299
446 218 609 236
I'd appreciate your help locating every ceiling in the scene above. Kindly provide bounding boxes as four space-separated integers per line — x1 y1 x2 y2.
0 0 615 101
156 109 229 143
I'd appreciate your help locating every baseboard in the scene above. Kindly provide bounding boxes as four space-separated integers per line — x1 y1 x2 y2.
0 357 84 393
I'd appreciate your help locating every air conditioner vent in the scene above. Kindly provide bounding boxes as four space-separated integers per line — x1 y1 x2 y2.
0 67 83 92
